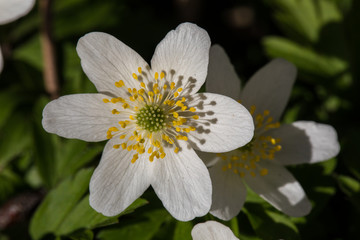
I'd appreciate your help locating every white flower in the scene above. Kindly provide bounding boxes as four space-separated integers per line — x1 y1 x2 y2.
42 23 254 221
0 0 35 73
201 45 340 220
191 221 239 240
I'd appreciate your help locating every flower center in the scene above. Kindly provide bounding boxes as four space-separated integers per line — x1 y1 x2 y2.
219 105 282 177
102 67 199 164
136 105 166 132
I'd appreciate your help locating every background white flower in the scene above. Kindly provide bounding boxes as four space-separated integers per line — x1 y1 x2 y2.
0 0 35 73
191 221 239 240
201 45 340 221
42 24 254 221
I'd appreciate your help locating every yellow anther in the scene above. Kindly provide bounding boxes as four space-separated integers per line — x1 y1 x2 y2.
231 156 240 161
270 138 276 145
121 143 127 149
181 106 187 111
149 155 154 162
160 153 166 159
119 135 126 139
111 97 122 103
108 127 119 132
264 110 270 116
250 105 256 115
129 115 135 120
174 92 179 98
176 101 183 107
163 84 168 90
172 112 179 118
275 145 282 151
192 115 199 120
128 88 132 94
170 82 175 90
119 121 127 128
148 147 153 154
132 73 138 80
131 154 139 163
138 147 145 154
123 103 129 109
228 163 232 169
176 127 181 132
154 72 159 80
260 168 268 176
127 145 132 151
177 88 183 92
250 171 256 177
189 107 196 112
189 126 196 131
140 82 146 88
113 144 120 149
138 67 142 74
181 97 186 102
160 72 165 79
233 169 239 174
103 98 110 103
115 80 125 88
266 117 273 123
174 147 179 153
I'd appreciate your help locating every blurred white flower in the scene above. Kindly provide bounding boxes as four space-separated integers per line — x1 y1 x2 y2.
0 0 35 73
191 221 239 240
201 45 340 220
42 23 254 221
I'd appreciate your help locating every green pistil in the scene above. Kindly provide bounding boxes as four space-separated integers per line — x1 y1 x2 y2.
136 105 166 132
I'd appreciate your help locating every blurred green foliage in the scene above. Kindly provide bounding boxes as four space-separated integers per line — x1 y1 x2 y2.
0 0 359 239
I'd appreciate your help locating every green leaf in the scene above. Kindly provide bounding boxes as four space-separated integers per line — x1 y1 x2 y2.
30 168 94 240
97 209 170 240
263 36 348 77
173 221 193 240
0 114 32 169
54 139 103 183
244 203 300 240
336 175 360 211
12 35 43 70
266 0 320 43
0 89 20 129
0 168 22 202
56 196 148 236
69 229 93 240
30 168 147 239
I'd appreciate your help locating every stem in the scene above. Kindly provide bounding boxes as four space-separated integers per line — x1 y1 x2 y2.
39 0 59 99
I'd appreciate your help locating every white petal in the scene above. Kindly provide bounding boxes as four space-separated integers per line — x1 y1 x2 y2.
0 49 3 73
191 221 239 240
76 32 148 96
206 45 241 100
0 0 35 24
42 94 122 142
151 141 212 221
270 121 340 165
151 23 211 95
245 161 311 217
187 93 254 153
241 58 296 121
89 139 153 216
209 160 247 221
